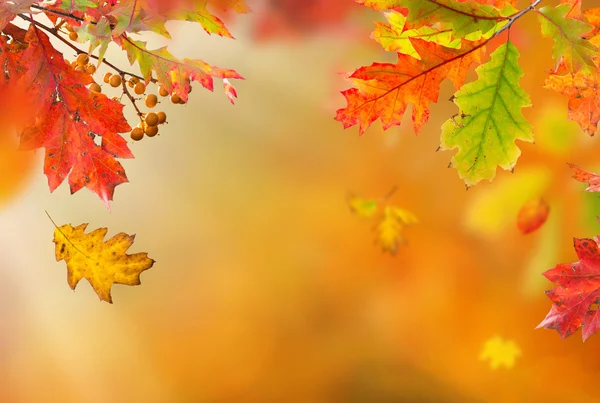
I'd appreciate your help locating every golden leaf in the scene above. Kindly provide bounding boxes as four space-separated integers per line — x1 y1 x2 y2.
347 195 379 218
52 222 155 303
377 206 418 254
479 335 521 369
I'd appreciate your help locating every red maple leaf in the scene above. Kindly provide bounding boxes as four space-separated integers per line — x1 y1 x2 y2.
16 25 132 208
538 237 600 341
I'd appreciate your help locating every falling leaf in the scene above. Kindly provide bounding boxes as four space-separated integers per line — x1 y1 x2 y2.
517 198 550 234
347 195 379 218
479 335 521 369
377 206 418 254
52 220 155 303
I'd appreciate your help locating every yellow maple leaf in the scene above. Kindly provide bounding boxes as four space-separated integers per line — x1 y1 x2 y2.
347 194 379 218
377 206 418 254
52 222 155 303
479 335 521 370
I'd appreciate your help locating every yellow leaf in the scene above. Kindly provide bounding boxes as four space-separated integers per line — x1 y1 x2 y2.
347 195 379 218
377 206 418 254
52 223 155 303
479 335 521 370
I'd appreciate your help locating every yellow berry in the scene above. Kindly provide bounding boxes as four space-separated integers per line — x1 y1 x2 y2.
170 94 182 104
74 65 85 72
76 53 89 66
145 94 158 108
89 83 101 93
159 86 169 97
157 111 167 124
134 82 146 95
103 72 111 83
145 112 159 127
69 32 78 41
109 74 122 88
145 125 159 137
130 127 144 141
85 64 96 74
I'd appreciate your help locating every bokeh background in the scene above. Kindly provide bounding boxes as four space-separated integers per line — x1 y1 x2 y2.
3 0 600 401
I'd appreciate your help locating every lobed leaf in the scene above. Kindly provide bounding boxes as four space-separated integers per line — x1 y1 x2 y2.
336 39 483 135
53 222 155 303
440 40 532 187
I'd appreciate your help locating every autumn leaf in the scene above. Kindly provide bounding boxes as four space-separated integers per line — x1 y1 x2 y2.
440 40 532 186
568 163 600 192
0 0 35 31
16 25 132 207
517 198 550 234
52 220 155 303
358 0 513 41
537 237 600 341
377 206 418 254
117 36 243 103
371 10 461 58
537 4 599 74
347 195 379 219
479 335 521 369
336 39 483 135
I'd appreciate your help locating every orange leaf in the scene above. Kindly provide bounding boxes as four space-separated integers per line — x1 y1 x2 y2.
335 39 483 135
517 198 550 234
569 163 600 191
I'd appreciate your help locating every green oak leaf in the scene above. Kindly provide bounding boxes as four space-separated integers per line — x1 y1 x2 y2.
440 40 533 187
538 4 600 73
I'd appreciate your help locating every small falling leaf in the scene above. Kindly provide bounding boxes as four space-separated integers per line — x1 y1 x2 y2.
377 206 418 255
479 335 521 369
50 216 155 303
347 195 378 218
517 198 550 234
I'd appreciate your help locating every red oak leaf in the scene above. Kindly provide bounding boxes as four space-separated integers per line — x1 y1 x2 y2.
517 198 550 234
569 163 600 192
335 39 483 135
537 237 600 341
17 25 132 208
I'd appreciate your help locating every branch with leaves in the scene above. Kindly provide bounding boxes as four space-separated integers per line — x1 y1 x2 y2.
0 0 247 208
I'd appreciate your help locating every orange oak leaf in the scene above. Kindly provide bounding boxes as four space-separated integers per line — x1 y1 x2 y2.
335 39 483 135
517 198 550 234
537 237 600 341
16 25 132 208
568 163 600 192
52 220 155 303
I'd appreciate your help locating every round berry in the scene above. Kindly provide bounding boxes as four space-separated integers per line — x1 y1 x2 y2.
170 94 182 104
157 111 167 124
85 64 96 74
69 32 78 41
145 125 159 137
89 83 101 93
74 65 85 72
145 112 159 127
66 25 75 33
134 82 146 95
159 86 169 97
130 127 144 141
76 53 89 66
109 74 122 88
103 72 111 83
145 94 158 108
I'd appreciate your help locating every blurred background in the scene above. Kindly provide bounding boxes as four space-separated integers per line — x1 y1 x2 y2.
2 0 600 402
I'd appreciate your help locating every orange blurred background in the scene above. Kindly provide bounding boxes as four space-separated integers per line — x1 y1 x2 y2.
3 1 600 402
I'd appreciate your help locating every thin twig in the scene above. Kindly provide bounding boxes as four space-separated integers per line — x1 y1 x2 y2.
31 5 85 23
17 14 146 82
121 75 144 119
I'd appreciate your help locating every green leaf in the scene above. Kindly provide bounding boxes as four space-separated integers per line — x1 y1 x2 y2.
358 0 514 41
440 40 533 187
538 4 599 73
57 0 98 12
